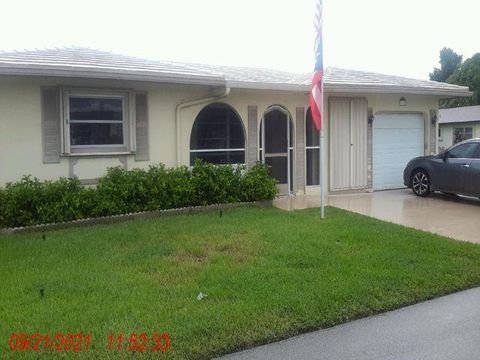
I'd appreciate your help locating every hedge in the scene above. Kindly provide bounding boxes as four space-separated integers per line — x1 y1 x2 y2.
0 161 277 229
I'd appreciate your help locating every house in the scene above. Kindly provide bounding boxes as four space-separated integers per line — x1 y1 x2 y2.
438 106 480 151
0 48 472 194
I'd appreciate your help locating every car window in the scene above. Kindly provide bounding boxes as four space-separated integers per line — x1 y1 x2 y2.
448 143 479 159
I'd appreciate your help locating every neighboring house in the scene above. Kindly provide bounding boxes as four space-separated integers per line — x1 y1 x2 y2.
0 48 472 194
438 106 480 151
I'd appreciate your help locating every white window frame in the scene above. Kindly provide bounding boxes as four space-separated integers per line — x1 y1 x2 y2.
189 103 246 166
61 88 136 155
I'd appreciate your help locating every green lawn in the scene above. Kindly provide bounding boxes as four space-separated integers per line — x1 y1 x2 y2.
2 206 480 359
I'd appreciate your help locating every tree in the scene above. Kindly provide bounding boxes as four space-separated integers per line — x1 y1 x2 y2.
429 47 463 82
445 53 480 107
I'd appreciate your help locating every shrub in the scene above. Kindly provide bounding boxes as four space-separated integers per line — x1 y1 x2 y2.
0 176 88 228
240 163 278 202
191 161 244 206
0 162 277 228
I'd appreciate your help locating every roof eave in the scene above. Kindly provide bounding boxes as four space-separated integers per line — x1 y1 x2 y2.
0 64 226 87
226 80 309 92
439 120 480 124
325 83 473 97
227 80 472 97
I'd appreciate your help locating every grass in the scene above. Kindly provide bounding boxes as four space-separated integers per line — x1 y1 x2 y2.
2 206 480 359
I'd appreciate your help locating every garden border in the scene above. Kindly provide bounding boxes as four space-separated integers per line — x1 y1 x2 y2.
0 201 273 235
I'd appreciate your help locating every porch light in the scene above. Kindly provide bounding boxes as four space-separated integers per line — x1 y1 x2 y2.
368 113 375 124
399 97 407 106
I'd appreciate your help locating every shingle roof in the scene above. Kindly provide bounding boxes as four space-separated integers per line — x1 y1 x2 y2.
439 105 480 124
0 47 225 86
0 47 472 97
323 67 472 97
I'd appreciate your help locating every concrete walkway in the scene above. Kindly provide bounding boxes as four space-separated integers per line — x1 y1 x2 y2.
273 189 480 243
220 287 480 360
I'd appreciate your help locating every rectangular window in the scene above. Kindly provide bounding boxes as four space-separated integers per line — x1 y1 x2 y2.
70 97 124 146
63 89 133 154
453 126 474 144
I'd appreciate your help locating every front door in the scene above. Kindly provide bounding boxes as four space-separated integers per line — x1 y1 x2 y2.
261 108 293 195
329 98 368 191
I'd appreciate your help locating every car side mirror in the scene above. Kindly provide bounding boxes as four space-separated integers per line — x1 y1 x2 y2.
441 151 449 161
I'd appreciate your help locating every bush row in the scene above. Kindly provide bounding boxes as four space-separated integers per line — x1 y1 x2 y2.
0 162 277 228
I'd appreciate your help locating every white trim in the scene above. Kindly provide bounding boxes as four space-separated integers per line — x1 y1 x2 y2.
61 88 135 155
225 81 472 97
190 148 245 153
71 144 125 148
61 152 134 157
0 65 226 87
70 120 123 124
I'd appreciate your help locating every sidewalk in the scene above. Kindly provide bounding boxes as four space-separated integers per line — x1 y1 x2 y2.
219 287 480 360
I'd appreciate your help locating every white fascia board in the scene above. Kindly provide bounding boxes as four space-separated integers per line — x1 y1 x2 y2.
325 83 473 97
0 64 226 87
227 80 472 97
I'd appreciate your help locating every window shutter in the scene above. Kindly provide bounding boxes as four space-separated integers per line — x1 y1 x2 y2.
135 93 149 161
295 107 305 193
247 105 258 168
41 87 61 163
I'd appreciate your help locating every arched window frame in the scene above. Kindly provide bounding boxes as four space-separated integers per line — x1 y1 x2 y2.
189 102 246 166
258 105 295 193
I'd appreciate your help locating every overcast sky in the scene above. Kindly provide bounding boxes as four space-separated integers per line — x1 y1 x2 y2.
1 0 479 79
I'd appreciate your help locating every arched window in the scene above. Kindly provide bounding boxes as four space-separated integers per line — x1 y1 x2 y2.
306 108 320 185
190 103 245 165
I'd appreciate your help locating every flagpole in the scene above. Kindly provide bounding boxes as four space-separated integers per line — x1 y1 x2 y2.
312 0 325 219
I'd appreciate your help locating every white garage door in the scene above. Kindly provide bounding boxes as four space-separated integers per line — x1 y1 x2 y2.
373 113 424 190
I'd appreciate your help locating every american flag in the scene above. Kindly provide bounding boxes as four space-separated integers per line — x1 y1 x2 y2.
310 0 324 130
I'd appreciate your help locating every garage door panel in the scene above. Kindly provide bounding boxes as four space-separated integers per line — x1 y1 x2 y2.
373 113 424 190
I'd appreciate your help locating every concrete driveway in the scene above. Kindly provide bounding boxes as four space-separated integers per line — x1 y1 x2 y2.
274 189 480 243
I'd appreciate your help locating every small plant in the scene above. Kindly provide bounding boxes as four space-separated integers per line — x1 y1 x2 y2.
0 162 277 228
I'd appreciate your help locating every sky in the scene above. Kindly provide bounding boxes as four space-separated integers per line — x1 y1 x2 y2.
0 0 479 79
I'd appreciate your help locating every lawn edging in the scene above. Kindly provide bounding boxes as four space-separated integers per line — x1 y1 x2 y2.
0 200 273 235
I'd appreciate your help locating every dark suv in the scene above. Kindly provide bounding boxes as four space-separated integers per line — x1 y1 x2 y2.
404 139 480 197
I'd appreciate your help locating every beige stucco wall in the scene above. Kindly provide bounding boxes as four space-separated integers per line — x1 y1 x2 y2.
177 88 309 167
0 75 440 192
0 76 214 185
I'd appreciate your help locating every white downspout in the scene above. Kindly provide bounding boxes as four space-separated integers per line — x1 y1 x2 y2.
175 86 231 166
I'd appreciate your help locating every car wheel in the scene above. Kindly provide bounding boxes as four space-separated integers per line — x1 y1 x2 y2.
411 170 431 197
